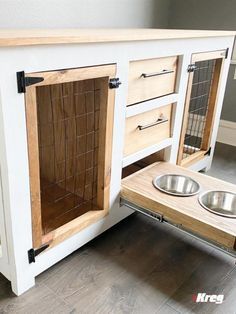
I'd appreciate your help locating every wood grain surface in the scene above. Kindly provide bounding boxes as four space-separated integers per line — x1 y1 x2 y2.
0 29 235 47
124 104 172 157
121 162 236 250
25 65 116 248
127 56 177 105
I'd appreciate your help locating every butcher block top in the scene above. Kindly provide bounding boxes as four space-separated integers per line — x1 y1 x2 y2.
0 29 235 47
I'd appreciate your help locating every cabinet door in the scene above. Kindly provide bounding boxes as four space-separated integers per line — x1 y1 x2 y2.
177 50 227 167
24 65 116 249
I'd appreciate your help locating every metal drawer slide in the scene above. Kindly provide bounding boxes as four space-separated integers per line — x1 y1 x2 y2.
120 198 236 259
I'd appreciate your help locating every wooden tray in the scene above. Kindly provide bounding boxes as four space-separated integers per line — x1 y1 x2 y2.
121 162 236 251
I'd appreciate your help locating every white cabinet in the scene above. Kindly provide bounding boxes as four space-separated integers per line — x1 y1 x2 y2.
0 29 234 295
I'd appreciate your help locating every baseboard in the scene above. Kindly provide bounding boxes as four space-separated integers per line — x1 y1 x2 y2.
217 119 236 146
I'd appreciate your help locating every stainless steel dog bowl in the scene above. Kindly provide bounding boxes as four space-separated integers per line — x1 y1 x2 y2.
199 191 236 218
153 174 200 197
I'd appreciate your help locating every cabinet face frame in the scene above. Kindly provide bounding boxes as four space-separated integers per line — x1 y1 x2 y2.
24 64 116 249
177 50 226 167
0 167 9 276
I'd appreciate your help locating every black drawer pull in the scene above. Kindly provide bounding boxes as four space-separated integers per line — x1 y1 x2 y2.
141 69 174 78
138 115 168 131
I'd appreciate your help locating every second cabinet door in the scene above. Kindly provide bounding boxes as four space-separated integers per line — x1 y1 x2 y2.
177 49 227 167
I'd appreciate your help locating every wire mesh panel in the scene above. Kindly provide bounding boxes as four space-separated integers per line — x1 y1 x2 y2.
181 59 216 160
36 79 102 234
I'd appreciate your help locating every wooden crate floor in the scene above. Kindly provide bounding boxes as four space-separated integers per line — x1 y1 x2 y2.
41 182 99 234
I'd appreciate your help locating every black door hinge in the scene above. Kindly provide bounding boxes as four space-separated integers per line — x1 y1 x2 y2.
109 78 122 89
204 147 212 156
187 64 197 72
28 244 49 264
224 48 229 59
17 71 44 93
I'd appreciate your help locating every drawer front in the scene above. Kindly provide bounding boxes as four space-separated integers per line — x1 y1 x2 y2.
128 56 178 105
124 104 172 157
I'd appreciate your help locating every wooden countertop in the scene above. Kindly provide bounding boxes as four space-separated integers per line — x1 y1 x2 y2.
0 29 235 47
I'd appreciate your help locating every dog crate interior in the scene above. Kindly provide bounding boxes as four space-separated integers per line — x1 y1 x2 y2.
36 78 104 235
178 58 219 164
122 150 165 178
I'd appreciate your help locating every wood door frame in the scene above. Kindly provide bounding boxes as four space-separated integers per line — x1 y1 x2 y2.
177 50 226 167
24 64 117 248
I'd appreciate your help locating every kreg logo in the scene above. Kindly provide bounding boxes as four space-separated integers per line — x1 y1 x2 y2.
192 293 224 304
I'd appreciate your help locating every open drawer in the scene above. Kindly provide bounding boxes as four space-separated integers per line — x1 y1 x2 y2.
121 162 236 255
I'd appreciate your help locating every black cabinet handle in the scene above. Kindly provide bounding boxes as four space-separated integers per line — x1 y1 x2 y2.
141 69 174 78
138 115 168 130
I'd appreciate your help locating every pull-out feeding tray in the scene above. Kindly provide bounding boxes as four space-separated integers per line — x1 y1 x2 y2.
121 162 236 255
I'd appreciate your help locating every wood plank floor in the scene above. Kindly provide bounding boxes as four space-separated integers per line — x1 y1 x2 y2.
0 143 236 314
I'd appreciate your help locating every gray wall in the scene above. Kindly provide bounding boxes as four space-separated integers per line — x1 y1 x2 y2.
222 66 236 121
0 0 170 28
169 0 236 31
168 0 236 122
